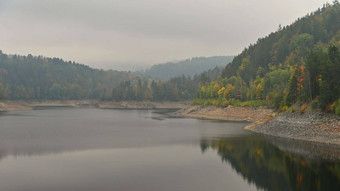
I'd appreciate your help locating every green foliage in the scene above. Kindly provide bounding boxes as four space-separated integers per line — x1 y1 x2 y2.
263 69 290 96
286 67 300 106
0 51 200 101
192 98 266 107
335 104 340 116
334 98 340 115
222 3 340 80
112 75 199 101
0 82 4 100
0 52 139 100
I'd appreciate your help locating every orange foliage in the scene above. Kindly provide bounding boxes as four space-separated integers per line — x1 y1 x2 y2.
266 94 270 101
214 83 221 89
300 103 307 111
300 160 306 167
297 174 303 184
223 84 234 98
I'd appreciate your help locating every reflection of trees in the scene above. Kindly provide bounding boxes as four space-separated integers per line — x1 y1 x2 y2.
201 137 340 191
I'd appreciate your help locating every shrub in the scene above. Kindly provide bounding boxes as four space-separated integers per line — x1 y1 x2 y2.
280 106 288 112
335 99 340 116
311 99 319 109
335 105 340 116
300 103 307 112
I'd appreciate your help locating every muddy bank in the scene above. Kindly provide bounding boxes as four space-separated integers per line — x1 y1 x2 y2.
250 111 340 145
0 100 188 111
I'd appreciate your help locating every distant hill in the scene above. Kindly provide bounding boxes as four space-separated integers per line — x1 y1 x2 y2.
140 56 233 80
0 51 147 100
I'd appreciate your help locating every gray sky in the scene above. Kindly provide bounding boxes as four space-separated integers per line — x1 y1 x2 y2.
0 0 331 70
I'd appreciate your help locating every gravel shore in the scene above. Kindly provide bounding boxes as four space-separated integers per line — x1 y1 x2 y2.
250 111 340 145
176 105 340 146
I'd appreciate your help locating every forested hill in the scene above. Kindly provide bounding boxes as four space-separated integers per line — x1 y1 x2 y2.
140 56 233 80
0 51 221 101
0 51 147 100
196 2 340 114
222 2 340 81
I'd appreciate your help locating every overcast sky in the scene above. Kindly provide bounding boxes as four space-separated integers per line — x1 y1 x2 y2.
0 0 331 70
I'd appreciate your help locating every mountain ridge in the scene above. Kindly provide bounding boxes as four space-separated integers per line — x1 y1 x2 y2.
139 56 233 80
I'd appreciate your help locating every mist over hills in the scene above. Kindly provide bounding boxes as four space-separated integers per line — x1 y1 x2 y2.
138 56 233 80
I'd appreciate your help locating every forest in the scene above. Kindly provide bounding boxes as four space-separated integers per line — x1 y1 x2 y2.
109 66 221 101
0 51 221 101
0 52 147 100
195 2 340 115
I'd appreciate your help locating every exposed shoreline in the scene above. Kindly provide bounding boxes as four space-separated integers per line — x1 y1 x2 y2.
176 105 340 146
1 100 339 146
250 111 340 145
0 100 189 111
174 105 275 123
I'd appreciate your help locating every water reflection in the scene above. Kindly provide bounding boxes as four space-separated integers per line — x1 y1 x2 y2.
201 136 340 191
1 108 339 191
0 108 248 160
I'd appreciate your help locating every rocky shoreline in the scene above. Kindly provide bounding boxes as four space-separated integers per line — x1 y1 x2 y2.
250 111 340 145
176 105 340 146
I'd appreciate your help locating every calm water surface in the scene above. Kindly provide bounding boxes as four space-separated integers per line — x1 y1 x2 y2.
0 108 339 191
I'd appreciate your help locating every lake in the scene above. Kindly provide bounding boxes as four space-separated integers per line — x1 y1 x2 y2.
0 108 339 191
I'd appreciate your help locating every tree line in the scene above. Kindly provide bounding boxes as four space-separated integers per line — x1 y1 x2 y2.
0 52 147 100
0 51 222 101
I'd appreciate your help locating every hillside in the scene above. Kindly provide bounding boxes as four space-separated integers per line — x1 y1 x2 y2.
196 2 340 114
140 56 233 80
0 51 217 102
0 51 147 100
222 2 340 81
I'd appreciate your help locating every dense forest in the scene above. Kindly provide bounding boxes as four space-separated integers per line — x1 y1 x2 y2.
111 66 222 101
0 51 222 101
138 56 233 80
0 52 148 100
195 2 340 115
